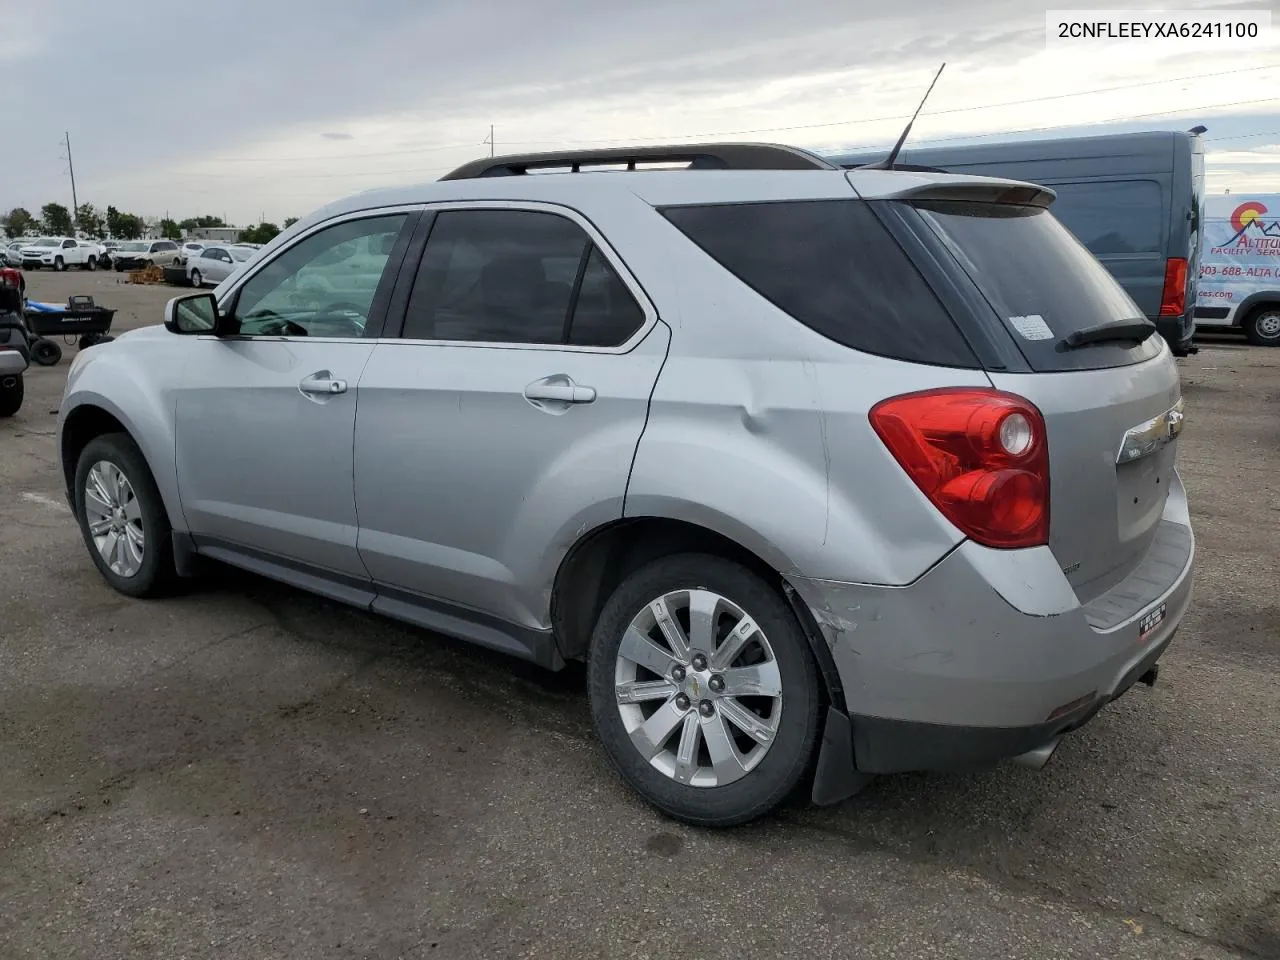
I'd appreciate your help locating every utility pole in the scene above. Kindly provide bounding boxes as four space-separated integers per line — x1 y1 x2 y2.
65 131 79 230
485 124 495 157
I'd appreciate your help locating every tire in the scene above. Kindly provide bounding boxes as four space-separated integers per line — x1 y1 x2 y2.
587 553 822 827
85 256 97 271
1243 305 1280 347
73 432 176 598
190 269 202 288
30 339 62 366
53 256 65 272
78 334 101 350
114 262 124 273
0 374 23 417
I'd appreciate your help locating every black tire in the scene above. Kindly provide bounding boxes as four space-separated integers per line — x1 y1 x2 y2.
31 339 62 366
78 334 100 350
114 262 124 273
1243 305 1280 347
73 432 177 598
0 374 23 417
190 269 202 288
85 256 97 271
53 256 65 272
587 553 822 827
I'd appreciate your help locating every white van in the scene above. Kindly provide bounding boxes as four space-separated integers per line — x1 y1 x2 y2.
1193 194 1280 346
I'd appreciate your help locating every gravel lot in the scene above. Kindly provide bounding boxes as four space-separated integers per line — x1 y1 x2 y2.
2 270 1278 960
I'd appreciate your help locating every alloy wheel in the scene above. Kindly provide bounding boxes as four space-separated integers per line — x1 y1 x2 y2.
614 588 782 788
83 460 145 578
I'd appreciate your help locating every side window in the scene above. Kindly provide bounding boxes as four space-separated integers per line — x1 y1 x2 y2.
402 209 587 344
230 214 409 338
1044 180 1164 255
400 209 644 346
566 247 645 347
205 247 224 261
64 239 76 249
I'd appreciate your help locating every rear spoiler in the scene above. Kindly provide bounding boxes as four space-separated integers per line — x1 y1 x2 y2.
892 182 1057 209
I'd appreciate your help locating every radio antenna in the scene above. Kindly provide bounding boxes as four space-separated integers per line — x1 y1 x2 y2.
864 62 946 170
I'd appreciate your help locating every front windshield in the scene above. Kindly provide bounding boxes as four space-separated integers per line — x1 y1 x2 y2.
26 238 56 248
118 242 149 252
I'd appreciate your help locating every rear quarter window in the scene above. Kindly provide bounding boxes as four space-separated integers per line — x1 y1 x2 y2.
659 199 980 368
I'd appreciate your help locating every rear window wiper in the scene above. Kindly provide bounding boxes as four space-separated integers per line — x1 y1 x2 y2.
1062 318 1157 350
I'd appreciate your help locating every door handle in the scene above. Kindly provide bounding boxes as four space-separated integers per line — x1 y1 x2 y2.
524 375 597 405
299 371 347 396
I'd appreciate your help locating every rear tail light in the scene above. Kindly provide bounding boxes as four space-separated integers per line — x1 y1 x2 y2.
1159 257 1188 317
870 388 1050 549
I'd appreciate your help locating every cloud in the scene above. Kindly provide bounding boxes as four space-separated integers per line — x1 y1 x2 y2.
3 0 1278 223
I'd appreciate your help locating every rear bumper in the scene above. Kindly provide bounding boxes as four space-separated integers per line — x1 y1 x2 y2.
794 470 1194 776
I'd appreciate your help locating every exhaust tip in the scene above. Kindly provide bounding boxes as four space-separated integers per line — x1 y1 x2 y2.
1011 739 1060 771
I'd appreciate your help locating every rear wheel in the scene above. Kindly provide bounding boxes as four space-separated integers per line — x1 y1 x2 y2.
0 374 23 417
1243 305 1280 346
73 433 176 598
587 553 821 827
85 255 97 271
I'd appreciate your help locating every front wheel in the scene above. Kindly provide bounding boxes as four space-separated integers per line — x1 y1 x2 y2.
73 433 177 598
190 268 202 288
1243 305 1280 346
0 374 23 417
53 256 65 272
587 553 822 827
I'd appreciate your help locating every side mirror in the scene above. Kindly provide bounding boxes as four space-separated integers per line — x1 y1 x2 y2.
164 292 220 335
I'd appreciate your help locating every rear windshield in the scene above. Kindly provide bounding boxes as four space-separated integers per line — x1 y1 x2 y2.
911 201 1164 371
659 199 979 368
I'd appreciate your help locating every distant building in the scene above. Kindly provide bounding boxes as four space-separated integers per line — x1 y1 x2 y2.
182 226 242 243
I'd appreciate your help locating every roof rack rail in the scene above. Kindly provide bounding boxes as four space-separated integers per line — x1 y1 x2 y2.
439 142 839 180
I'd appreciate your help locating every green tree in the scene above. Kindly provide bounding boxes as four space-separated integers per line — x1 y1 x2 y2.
159 218 181 240
115 213 143 240
178 215 226 231
40 202 73 236
238 222 280 244
1 207 36 238
105 205 123 238
76 203 106 238
283 217 299 229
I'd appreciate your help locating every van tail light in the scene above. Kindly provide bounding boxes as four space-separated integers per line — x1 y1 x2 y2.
869 388 1050 549
1159 257 1188 317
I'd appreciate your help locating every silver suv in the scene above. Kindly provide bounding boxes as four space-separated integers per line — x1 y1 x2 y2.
57 143 1194 826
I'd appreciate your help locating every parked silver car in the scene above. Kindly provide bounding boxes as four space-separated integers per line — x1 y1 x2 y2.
187 245 254 287
56 143 1194 826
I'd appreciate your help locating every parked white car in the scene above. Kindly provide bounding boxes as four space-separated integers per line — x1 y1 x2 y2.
2 238 35 267
178 242 206 264
187 245 255 287
20 236 101 271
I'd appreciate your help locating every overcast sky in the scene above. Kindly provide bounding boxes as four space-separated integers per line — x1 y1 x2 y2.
4 0 1279 227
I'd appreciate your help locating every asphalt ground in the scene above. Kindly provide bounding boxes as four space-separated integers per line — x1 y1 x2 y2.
2 268 1278 960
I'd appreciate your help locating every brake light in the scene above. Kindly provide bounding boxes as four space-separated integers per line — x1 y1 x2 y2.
1159 257 1188 317
869 388 1050 549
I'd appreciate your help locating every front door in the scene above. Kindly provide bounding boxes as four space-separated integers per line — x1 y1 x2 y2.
174 210 417 578
353 205 667 629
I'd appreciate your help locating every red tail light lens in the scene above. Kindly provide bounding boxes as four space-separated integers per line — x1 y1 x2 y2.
869 388 1050 549
1159 257 1188 317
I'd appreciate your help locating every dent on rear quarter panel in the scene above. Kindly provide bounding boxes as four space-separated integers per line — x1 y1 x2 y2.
60 331 188 532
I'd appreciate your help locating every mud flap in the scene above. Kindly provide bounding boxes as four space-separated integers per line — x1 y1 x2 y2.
811 705 875 806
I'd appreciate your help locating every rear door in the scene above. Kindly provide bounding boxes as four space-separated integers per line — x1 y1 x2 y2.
353 204 667 631
901 197 1184 602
